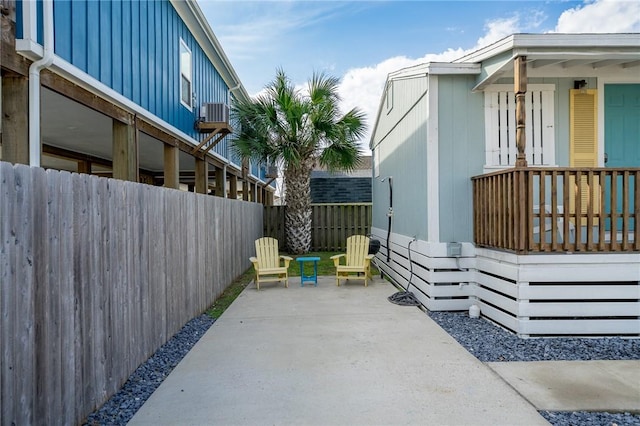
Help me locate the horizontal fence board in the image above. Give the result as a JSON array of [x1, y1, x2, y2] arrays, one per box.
[[426, 270, 475, 284], [520, 285, 640, 300], [475, 286, 519, 313], [429, 284, 473, 298], [475, 256, 520, 281], [518, 263, 640, 282], [521, 319, 640, 335], [1, 163, 262, 425], [477, 302, 519, 332], [476, 273, 518, 298], [427, 299, 473, 311], [521, 301, 640, 317]]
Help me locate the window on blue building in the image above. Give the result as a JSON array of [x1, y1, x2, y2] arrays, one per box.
[[180, 39, 192, 109]]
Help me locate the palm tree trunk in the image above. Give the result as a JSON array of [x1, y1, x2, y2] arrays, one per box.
[[284, 162, 312, 254]]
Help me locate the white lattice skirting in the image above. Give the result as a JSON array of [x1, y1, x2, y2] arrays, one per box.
[[371, 227, 640, 338]]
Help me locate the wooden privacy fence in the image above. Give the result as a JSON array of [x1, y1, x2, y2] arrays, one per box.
[[472, 167, 640, 253], [264, 203, 372, 251], [0, 163, 262, 425]]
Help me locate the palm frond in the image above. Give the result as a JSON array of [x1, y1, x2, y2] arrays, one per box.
[[318, 142, 361, 173], [231, 68, 366, 176]]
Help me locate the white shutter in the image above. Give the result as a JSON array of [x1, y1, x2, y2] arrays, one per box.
[[484, 84, 555, 168], [484, 91, 500, 166], [541, 90, 555, 166]]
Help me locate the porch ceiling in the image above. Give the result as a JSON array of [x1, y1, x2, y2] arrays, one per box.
[[473, 47, 640, 91], [41, 87, 196, 173]]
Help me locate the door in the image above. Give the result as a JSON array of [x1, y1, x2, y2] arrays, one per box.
[[605, 84, 640, 168], [604, 84, 640, 233]]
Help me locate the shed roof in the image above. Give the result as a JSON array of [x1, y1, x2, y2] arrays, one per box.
[[312, 156, 372, 178]]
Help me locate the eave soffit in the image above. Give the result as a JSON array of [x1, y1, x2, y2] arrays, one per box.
[[471, 45, 640, 92]]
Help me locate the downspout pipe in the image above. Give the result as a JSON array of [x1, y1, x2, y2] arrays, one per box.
[[28, 0, 54, 167]]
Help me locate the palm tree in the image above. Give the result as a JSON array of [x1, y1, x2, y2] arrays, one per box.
[[231, 69, 367, 254]]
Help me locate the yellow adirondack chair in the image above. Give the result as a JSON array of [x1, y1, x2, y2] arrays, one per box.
[[250, 237, 292, 290], [331, 235, 374, 287]]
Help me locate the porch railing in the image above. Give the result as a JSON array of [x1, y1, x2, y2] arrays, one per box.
[[472, 168, 640, 253]]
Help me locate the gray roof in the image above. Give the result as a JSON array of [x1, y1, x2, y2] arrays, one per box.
[[311, 156, 372, 179], [311, 169, 372, 179]]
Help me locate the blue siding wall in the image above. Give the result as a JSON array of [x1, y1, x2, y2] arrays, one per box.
[[16, 1, 23, 39], [51, 0, 232, 157], [15, 0, 44, 42]]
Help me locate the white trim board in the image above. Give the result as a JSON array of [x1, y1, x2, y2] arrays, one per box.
[[426, 74, 440, 242]]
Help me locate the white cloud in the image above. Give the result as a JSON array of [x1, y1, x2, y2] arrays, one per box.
[[339, 0, 640, 150], [235, 0, 640, 153], [338, 7, 558, 150], [555, 0, 640, 33], [476, 16, 521, 47], [203, 2, 355, 61], [336, 14, 527, 151]]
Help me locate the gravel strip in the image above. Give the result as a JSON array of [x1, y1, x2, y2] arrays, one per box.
[[540, 410, 640, 426], [428, 311, 640, 426], [83, 314, 215, 426], [427, 311, 640, 362]]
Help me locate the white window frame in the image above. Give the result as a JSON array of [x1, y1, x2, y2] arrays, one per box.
[[484, 84, 556, 170], [180, 39, 193, 110]]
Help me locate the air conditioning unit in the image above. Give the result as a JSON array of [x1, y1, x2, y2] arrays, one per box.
[[265, 165, 278, 178], [200, 103, 229, 123]]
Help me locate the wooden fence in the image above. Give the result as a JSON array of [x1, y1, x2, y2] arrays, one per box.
[[264, 203, 372, 251], [0, 162, 262, 425]]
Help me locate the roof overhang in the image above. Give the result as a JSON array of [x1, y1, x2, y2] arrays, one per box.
[[388, 62, 481, 80], [459, 34, 640, 91]]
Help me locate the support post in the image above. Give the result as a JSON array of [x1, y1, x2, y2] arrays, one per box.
[[112, 119, 139, 181], [242, 159, 250, 201], [514, 56, 528, 168], [243, 180, 250, 201], [77, 160, 91, 174], [195, 158, 208, 194], [257, 185, 263, 204], [215, 164, 226, 197], [163, 144, 179, 189], [2, 75, 29, 164], [266, 190, 274, 206], [229, 174, 238, 199]]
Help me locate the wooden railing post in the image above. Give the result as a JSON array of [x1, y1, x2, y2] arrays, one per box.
[[515, 169, 527, 253], [514, 56, 528, 168]]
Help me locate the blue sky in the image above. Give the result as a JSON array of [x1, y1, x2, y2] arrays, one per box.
[[198, 0, 640, 145]]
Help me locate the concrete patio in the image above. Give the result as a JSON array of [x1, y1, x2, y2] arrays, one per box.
[[129, 276, 638, 425]]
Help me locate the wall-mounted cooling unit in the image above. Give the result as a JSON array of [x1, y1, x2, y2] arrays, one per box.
[[200, 103, 229, 123]]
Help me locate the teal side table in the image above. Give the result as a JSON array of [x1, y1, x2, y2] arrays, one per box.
[[296, 257, 321, 286]]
